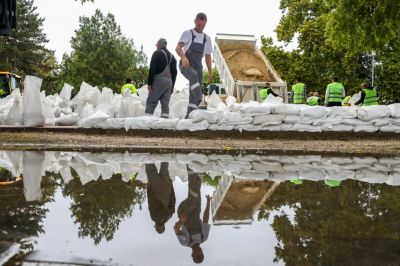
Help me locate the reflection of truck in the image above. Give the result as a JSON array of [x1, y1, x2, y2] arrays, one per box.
[[214, 33, 287, 103], [0, 71, 22, 98]]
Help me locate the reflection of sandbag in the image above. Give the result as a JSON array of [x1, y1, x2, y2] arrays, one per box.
[[23, 76, 45, 127], [23, 151, 45, 202]]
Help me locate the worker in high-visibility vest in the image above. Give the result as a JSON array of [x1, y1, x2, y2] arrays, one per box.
[[306, 91, 319, 106], [325, 76, 345, 107], [291, 77, 306, 104], [354, 83, 379, 106], [121, 78, 137, 96], [259, 82, 278, 101]]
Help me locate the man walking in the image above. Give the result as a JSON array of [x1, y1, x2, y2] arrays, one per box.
[[176, 13, 213, 117], [146, 38, 177, 118]]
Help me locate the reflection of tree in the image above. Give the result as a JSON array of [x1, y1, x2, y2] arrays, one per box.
[[201, 174, 221, 187], [62, 174, 146, 245], [0, 173, 57, 250], [258, 180, 400, 265]]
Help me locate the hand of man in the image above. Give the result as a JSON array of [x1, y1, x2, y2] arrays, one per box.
[[148, 85, 152, 94], [182, 57, 190, 68]]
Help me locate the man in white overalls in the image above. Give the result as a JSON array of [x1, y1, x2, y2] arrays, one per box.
[[176, 13, 213, 118]]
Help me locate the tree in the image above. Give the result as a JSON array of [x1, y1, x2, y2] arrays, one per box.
[[60, 9, 148, 93], [264, 0, 396, 100], [0, 0, 59, 92], [202, 68, 220, 86]]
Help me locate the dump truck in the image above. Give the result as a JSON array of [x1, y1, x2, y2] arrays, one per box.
[[213, 33, 287, 103]]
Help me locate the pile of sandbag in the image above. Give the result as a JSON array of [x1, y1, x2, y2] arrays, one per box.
[[1, 76, 399, 133]]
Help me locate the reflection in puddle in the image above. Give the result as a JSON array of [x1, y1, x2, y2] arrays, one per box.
[[1, 151, 400, 265]]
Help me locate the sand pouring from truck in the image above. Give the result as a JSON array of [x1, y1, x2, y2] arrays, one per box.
[[212, 33, 287, 103]]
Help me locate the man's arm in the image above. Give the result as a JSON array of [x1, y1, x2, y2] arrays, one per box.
[[176, 42, 189, 68], [202, 195, 212, 224], [205, 54, 212, 84]]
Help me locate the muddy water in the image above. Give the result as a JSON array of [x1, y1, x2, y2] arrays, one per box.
[[1, 151, 400, 265]]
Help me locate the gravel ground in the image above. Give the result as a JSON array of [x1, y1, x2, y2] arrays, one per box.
[[0, 128, 399, 156]]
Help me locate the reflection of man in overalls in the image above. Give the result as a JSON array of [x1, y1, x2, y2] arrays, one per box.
[[145, 162, 176, 234], [176, 13, 213, 117], [174, 165, 211, 264], [146, 38, 177, 118]]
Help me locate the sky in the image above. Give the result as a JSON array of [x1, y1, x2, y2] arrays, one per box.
[[34, 0, 292, 88]]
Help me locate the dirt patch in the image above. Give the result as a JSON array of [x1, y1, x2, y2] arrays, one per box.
[[222, 49, 276, 82], [0, 130, 399, 157]]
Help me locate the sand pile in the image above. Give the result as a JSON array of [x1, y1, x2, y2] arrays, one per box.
[[222, 49, 276, 82]]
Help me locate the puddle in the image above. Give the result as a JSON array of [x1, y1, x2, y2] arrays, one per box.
[[1, 151, 400, 265]]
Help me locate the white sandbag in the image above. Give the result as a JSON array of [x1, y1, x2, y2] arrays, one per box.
[[95, 103, 115, 117], [41, 96, 56, 126], [23, 76, 45, 127], [300, 168, 326, 181], [328, 106, 358, 118], [283, 115, 301, 124], [175, 119, 209, 131], [55, 113, 79, 126], [280, 124, 294, 131], [238, 101, 270, 114], [379, 125, 400, 133], [97, 87, 114, 105], [4, 91, 23, 125], [151, 118, 179, 130], [235, 124, 264, 132], [253, 114, 284, 125], [226, 96, 241, 112], [271, 103, 305, 115], [207, 91, 221, 111], [264, 93, 283, 104], [357, 105, 390, 121], [263, 125, 282, 131], [70, 82, 100, 114], [342, 118, 372, 126], [216, 102, 229, 112], [189, 110, 223, 124], [292, 124, 322, 132], [388, 103, 400, 118], [271, 171, 299, 181], [220, 112, 253, 125], [233, 170, 269, 180], [313, 117, 343, 126], [301, 106, 328, 119], [59, 83, 73, 102], [208, 124, 234, 131], [77, 110, 109, 128], [321, 124, 354, 132], [372, 118, 391, 127], [124, 116, 158, 131], [96, 118, 125, 129], [80, 103, 94, 120], [117, 95, 144, 118], [354, 125, 379, 132]]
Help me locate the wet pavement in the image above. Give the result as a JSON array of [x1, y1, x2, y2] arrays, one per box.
[[1, 151, 400, 265]]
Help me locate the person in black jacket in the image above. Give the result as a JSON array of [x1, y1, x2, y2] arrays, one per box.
[[145, 38, 177, 118]]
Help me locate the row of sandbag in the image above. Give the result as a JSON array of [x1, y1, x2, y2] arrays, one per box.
[[1, 151, 399, 200]]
